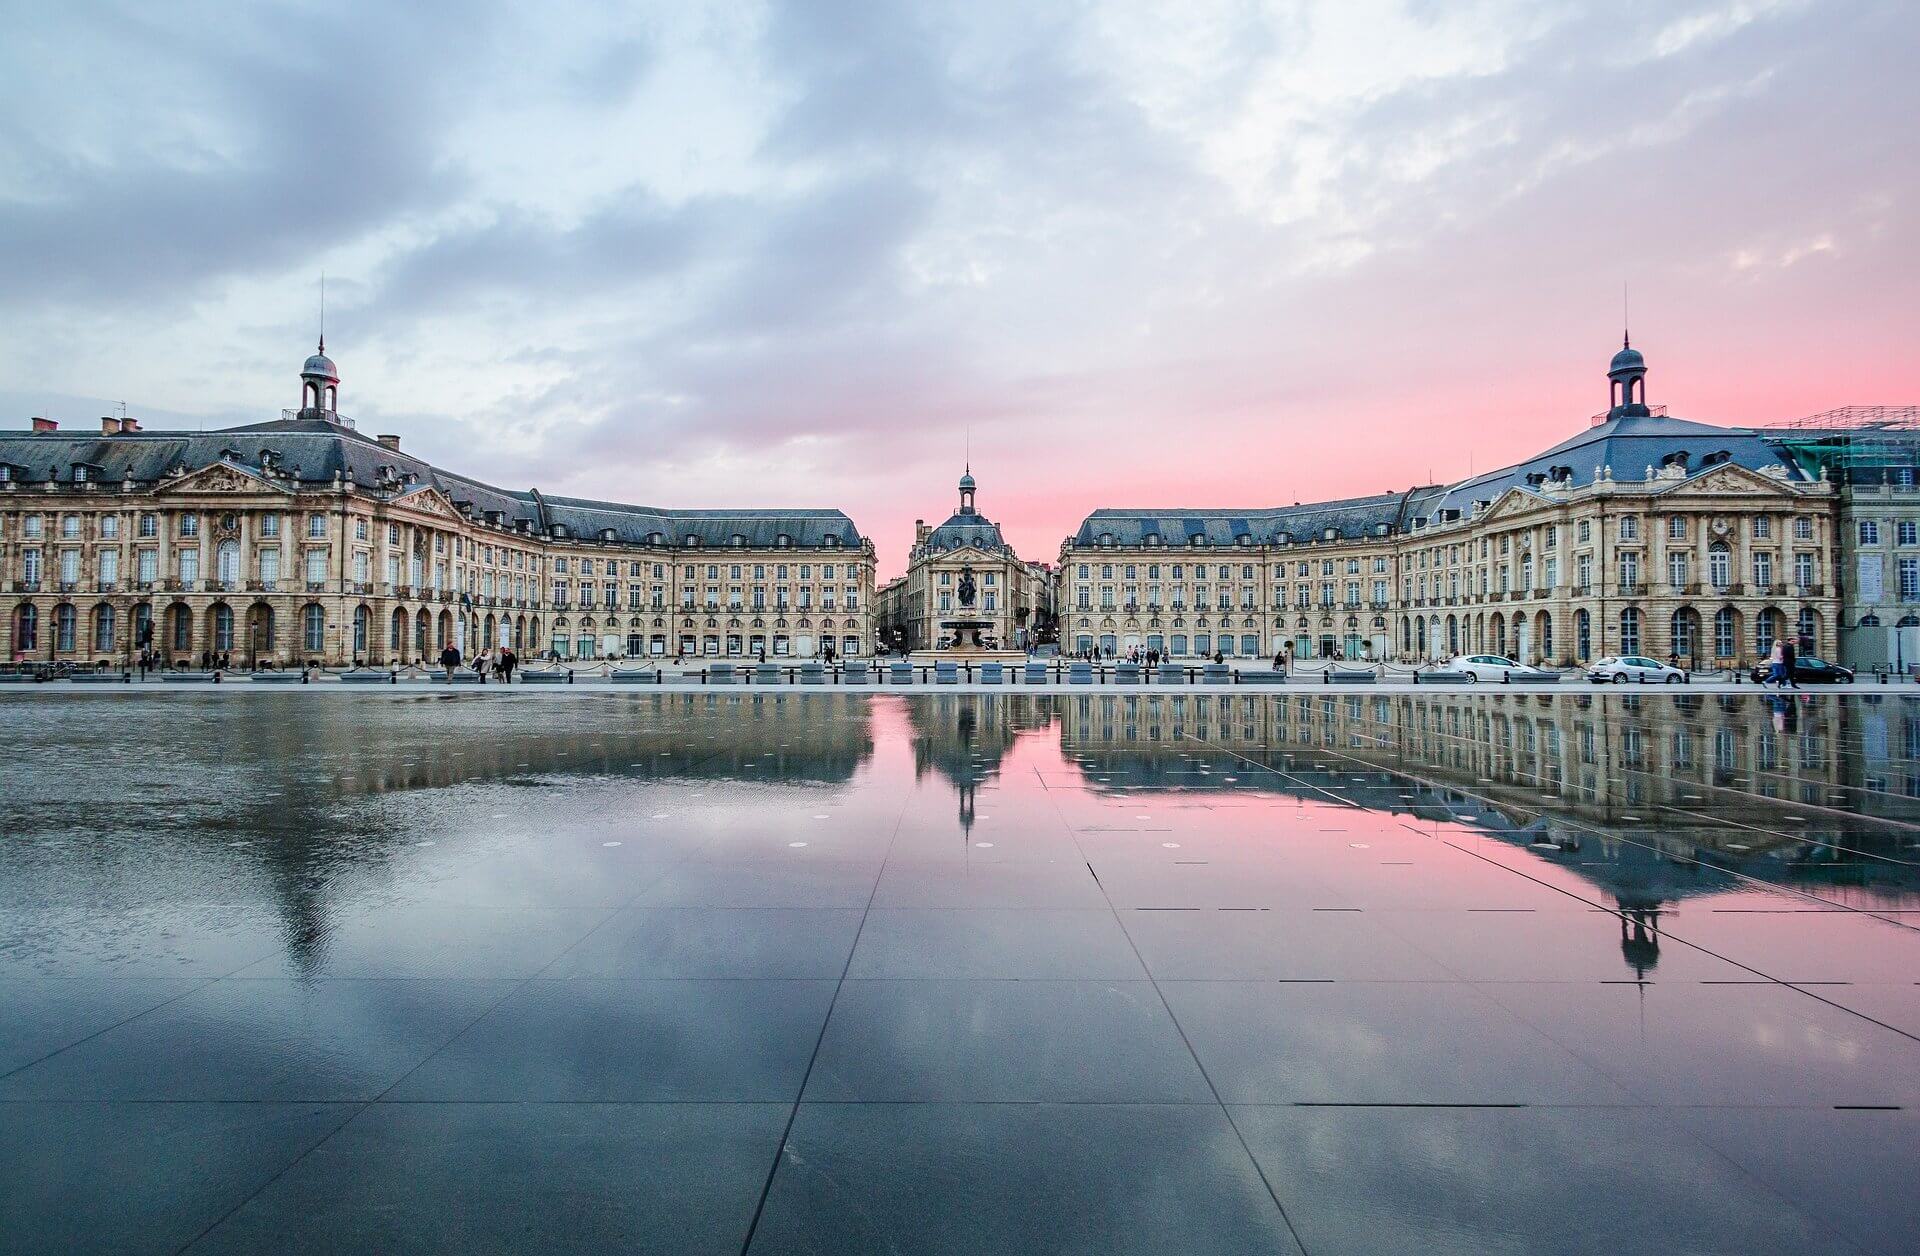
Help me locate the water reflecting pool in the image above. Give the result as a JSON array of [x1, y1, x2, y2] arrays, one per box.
[[3, 691, 1917, 1254]]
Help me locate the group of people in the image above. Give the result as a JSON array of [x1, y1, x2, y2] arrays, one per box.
[[1764, 637, 1802, 690], [437, 643, 519, 683]]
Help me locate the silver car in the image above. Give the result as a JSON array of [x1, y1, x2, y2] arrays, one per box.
[[1587, 655, 1685, 684]]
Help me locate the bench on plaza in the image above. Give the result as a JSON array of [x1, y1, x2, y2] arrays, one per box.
[[609, 669, 653, 683], [248, 671, 303, 683], [1114, 661, 1141, 685], [1156, 664, 1184, 685], [1024, 661, 1049, 685], [520, 670, 569, 684], [757, 662, 783, 685], [843, 660, 870, 684], [935, 660, 959, 684], [340, 671, 394, 684], [799, 661, 827, 685], [430, 672, 484, 684], [1415, 670, 1472, 685], [889, 662, 915, 684], [0, 673, 35, 684], [1324, 667, 1378, 684], [706, 661, 736, 684], [978, 661, 1004, 684], [1506, 669, 1562, 684], [1236, 671, 1287, 685], [162, 672, 220, 684], [1068, 661, 1094, 684], [1201, 663, 1231, 684], [68, 671, 129, 684]]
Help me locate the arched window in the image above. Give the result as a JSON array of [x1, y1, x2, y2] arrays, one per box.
[[171, 604, 192, 652], [391, 608, 406, 652], [55, 603, 76, 652], [216, 540, 239, 586], [1619, 607, 1641, 655], [353, 605, 370, 655], [1539, 612, 1553, 660], [303, 604, 326, 654], [1708, 544, 1731, 590], [1574, 608, 1591, 661], [212, 604, 234, 652], [13, 604, 38, 652], [1713, 607, 1736, 658], [1755, 608, 1781, 656], [1797, 608, 1818, 653], [93, 603, 115, 653], [1670, 610, 1695, 661]]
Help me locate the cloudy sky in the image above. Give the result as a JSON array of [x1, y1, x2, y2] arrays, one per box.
[[3, 0, 1915, 574]]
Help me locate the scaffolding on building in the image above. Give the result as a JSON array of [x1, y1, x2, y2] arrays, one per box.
[[1761, 407, 1920, 484]]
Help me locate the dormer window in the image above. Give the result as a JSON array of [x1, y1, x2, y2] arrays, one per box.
[[1235, 534, 1250, 546], [776, 534, 790, 548], [1190, 534, 1204, 547], [731, 534, 745, 546], [72, 466, 87, 482], [600, 528, 616, 542], [685, 534, 701, 547], [824, 535, 839, 547]]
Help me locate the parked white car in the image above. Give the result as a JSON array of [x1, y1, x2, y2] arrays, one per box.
[[1586, 655, 1685, 684], [1446, 654, 1531, 681]]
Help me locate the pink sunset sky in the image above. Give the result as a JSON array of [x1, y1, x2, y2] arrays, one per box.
[[3, 1, 1917, 577]]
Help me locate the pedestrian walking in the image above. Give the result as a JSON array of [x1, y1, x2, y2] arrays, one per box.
[[1766, 639, 1786, 689], [439, 642, 461, 681], [1781, 638, 1800, 690]]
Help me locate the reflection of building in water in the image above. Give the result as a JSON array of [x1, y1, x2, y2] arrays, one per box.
[[904, 693, 1056, 835], [190, 694, 875, 972], [1055, 691, 1920, 911]]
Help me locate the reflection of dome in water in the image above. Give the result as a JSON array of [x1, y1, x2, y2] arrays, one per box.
[[1617, 903, 1662, 979]]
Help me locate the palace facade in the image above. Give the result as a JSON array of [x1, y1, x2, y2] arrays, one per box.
[[1056, 340, 1913, 669], [1, 344, 876, 666]]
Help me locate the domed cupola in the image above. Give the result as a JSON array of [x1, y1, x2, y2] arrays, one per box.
[[300, 338, 340, 415], [957, 465, 977, 515], [1606, 333, 1648, 418]]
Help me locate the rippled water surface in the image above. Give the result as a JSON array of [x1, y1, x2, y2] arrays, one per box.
[[3, 690, 1917, 1254]]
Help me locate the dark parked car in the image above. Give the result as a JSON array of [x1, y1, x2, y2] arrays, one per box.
[[1748, 655, 1855, 685]]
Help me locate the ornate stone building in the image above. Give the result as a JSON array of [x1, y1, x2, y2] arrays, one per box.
[[1, 344, 875, 666], [1059, 340, 1853, 668], [896, 468, 1049, 651]]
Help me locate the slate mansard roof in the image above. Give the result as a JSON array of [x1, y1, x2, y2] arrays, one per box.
[[1072, 487, 1446, 548], [0, 415, 865, 548], [1418, 412, 1803, 521], [1069, 413, 1806, 549], [922, 511, 1010, 553]]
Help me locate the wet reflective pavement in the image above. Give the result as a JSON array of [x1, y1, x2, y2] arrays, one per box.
[[2, 690, 1917, 1255]]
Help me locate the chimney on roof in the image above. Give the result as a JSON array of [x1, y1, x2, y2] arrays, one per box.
[[376, 434, 401, 451], [102, 417, 120, 434], [31, 417, 57, 432], [121, 417, 140, 433]]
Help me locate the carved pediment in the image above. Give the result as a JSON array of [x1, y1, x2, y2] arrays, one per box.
[[1667, 463, 1786, 497], [393, 484, 463, 520], [161, 460, 290, 497], [1480, 488, 1539, 523]]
